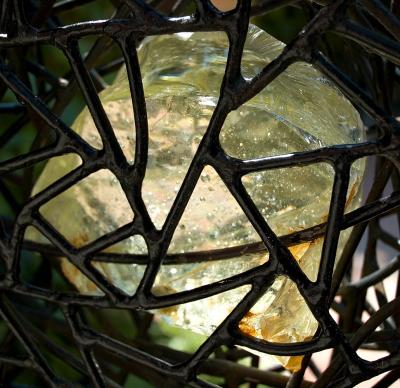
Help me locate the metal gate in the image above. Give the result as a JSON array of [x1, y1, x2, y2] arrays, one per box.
[[0, 1, 399, 387]]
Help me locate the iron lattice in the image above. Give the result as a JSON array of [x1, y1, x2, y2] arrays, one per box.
[[0, 0, 400, 387]]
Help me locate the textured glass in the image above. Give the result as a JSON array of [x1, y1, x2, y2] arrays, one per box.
[[28, 25, 364, 370]]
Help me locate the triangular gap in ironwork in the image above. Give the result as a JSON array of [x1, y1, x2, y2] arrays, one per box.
[[152, 165, 265, 293]]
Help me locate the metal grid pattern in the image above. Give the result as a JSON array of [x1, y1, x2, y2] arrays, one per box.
[[0, 0, 400, 386]]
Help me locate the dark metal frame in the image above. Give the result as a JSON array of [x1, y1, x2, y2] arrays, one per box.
[[0, 0, 400, 387]]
